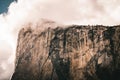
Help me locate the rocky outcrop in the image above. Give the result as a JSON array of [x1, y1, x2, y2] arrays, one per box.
[[11, 21, 120, 80]]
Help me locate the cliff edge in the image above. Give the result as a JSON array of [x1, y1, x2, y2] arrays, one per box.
[[11, 20, 120, 80]]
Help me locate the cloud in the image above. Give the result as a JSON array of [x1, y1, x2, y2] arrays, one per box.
[[0, 0, 120, 79], [0, 40, 14, 80]]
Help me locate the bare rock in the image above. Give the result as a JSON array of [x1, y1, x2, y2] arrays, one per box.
[[11, 21, 120, 80]]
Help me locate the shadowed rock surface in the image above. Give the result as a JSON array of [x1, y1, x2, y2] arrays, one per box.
[[11, 21, 120, 80]]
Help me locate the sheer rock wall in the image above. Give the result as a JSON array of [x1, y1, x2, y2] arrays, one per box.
[[11, 22, 120, 80]]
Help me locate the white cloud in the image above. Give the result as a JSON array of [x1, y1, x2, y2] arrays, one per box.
[[0, 40, 14, 80], [0, 0, 120, 79]]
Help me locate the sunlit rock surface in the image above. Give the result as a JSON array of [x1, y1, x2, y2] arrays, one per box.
[[11, 21, 120, 80]]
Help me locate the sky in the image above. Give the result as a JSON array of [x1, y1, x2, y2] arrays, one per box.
[[1, 0, 120, 80], [0, 0, 15, 14]]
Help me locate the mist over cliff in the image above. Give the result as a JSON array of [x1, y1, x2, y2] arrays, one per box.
[[1, 0, 120, 80], [11, 21, 120, 80]]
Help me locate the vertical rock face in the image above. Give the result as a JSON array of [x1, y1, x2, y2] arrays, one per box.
[[11, 21, 120, 80]]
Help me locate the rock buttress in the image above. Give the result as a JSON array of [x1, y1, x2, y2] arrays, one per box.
[[11, 24, 120, 80]]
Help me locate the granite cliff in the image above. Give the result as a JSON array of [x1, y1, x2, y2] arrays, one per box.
[[11, 20, 120, 80]]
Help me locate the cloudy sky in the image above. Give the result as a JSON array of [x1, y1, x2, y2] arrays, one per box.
[[0, 0, 120, 80]]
